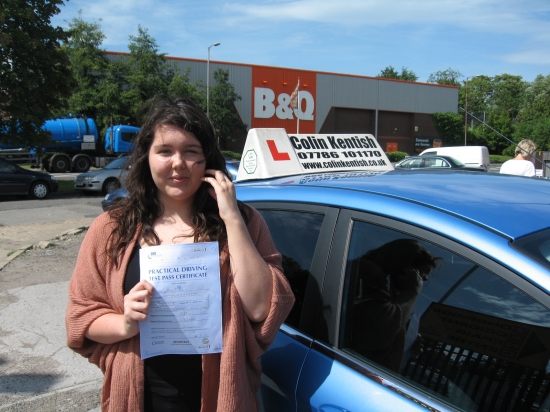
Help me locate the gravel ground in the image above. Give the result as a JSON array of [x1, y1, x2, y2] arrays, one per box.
[[0, 231, 85, 293]]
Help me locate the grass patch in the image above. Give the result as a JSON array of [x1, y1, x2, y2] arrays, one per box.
[[57, 180, 76, 193]]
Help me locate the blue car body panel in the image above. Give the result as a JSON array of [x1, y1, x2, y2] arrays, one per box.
[[237, 170, 550, 240], [296, 347, 429, 412], [235, 169, 550, 412]]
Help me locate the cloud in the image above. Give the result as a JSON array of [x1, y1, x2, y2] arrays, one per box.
[[224, 0, 549, 35], [501, 50, 550, 66]]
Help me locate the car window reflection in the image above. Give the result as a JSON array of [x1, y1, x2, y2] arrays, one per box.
[[341, 220, 550, 411]]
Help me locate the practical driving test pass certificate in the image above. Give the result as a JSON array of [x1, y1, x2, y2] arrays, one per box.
[[138, 242, 223, 359]]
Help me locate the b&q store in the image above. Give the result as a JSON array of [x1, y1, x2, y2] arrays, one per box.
[[108, 52, 459, 154]]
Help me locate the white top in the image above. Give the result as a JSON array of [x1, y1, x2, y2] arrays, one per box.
[[499, 159, 535, 177]]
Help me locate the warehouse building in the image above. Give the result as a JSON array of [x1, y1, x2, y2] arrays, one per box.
[[108, 52, 459, 154]]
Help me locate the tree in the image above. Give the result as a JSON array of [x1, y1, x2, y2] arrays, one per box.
[[427, 68, 462, 86], [207, 69, 247, 146], [168, 66, 204, 106], [377, 66, 418, 81], [0, 0, 75, 147], [514, 74, 550, 150], [431, 112, 464, 146], [122, 26, 174, 115], [458, 75, 525, 153], [60, 11, 109, 119]]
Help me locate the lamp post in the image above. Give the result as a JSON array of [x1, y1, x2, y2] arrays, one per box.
[[464, 75, 480, 146], [206, 42, 221, 119]]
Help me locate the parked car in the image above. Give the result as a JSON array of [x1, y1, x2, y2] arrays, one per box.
[[0, 157, 58, 199], [394, 155, 485, 171], [74, 156, 129, 195], [100, 160, 240, 211], [419, 146, 490, 171], [223, 128, 550, 412], [236, 168, 550, 412]]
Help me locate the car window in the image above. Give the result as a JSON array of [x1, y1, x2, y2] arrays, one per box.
[[425, 157, 449, 168], [104, 157, 129, 170], [401, 158, 422, 169], [0, 159, 17, 173], [257, 209, 324, 328], [121, 131, 137, 143], [512, 228, 550, 271], [340, 220, 550, 412]]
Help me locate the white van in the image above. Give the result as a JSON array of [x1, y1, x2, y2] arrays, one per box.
[[419, 146, 490, 171]]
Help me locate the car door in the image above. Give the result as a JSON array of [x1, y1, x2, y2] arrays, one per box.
[[0, 159, 28, 195], [311, 209, 550, 412], [250, 202, 338, 412], [254, 203, 438, 411]]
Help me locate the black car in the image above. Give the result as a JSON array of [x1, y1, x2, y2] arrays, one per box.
[[394, 155, 485, 171], [0, 158, 59, 199]]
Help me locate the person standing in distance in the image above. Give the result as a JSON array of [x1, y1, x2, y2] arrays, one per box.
[[500, 139, 537, 177], [66, 95, 295, 412]]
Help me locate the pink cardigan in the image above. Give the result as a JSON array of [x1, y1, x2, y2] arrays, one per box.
[[66, 209, 295, 411]]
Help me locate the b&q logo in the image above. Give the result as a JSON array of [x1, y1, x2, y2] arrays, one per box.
[[254, 88, 314, 121], [251, 67, 316, 134]]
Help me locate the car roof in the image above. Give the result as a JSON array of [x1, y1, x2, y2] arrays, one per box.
[[236, 170, 550, 240], [403, 155, 453, 159]]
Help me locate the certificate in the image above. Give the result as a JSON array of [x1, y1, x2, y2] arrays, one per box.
[[139, 242, 223, 359]]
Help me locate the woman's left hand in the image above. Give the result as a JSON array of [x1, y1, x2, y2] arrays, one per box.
[[202, 169, 273, 322], [202, 169, 240, 223]]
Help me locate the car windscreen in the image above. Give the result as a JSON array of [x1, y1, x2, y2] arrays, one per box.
[[104, 157, 128, 170], [446, 156, 465, 166], [511, 228, 550, 271]]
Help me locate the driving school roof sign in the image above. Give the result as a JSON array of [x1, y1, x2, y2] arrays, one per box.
[[235, 128, 394, 181]]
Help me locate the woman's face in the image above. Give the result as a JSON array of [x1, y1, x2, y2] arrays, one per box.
[[148, 124, 206, 207]]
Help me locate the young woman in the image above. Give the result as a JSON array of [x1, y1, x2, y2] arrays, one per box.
[[66, 96, 295, 412]]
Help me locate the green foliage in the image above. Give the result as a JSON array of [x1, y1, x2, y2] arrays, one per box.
[[377, 66, 418, 81], [0, 0, 75, 147], [478, 107, 512, 153], [501, 145, 516, 157], [458, 74, 530, 154], [56, 20, 246, 148], [168, 66, 204, 105], [207, 69, 247, 144], [60, 11, 109, 119], [489, 155, 512, 164], [385, 151, 408, 162], [222, 150, 242, 160], [122, 26, 174, 116], [431, 112, 464, 146], [427, 68, 462, 86], [514, 74, 550, 151]]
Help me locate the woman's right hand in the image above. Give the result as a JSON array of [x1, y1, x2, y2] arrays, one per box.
[[85, 280, 155, 344], [123, 280, 155, 338]]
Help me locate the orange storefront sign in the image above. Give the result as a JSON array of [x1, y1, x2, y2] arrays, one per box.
[[252, 67, 316, 134]]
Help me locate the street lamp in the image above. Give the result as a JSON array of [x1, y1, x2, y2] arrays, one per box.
[[206, 42, 221, 119], [464, 75, 480, 146]]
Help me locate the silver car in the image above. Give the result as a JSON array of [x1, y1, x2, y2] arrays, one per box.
[[74, 156, 129, 195]]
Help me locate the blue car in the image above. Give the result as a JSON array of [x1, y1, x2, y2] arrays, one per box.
[[232, 130, 550, 412]]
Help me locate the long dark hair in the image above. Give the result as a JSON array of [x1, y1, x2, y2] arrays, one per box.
[[107, 95, 248, 266]]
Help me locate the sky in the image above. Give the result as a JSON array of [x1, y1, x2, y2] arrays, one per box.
[[50, 0, 550, 83]]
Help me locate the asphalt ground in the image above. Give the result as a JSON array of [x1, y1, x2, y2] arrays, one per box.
[[0, 194, 102, 411]]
